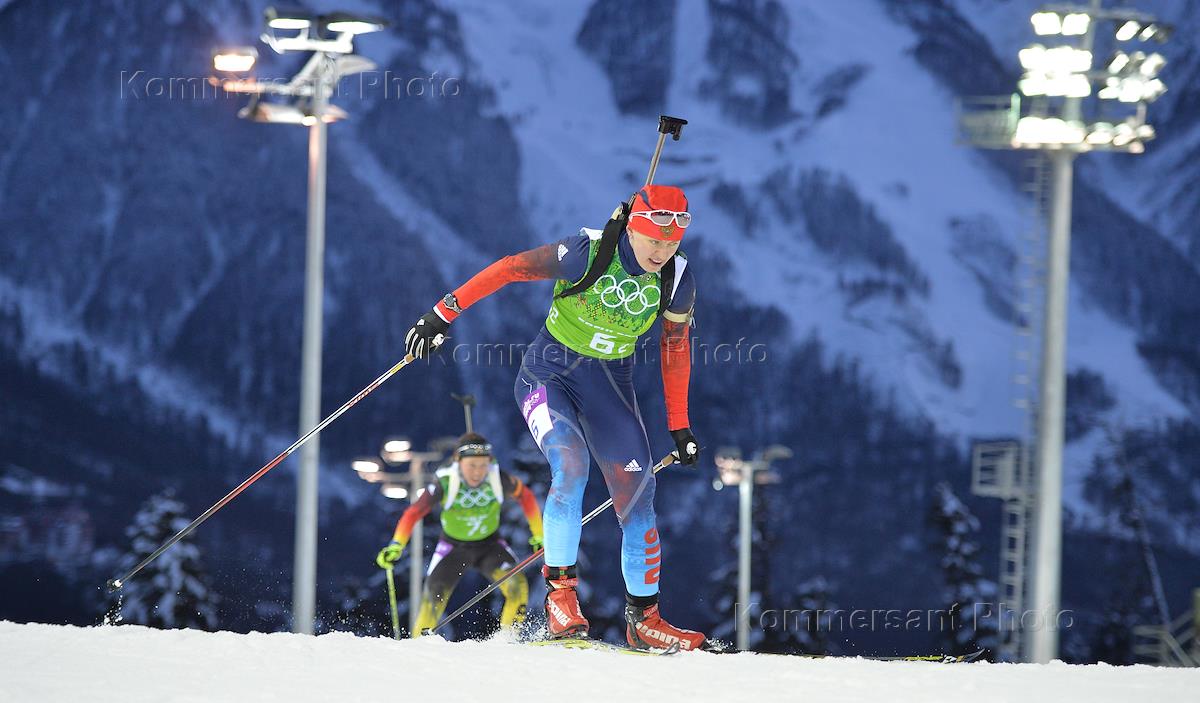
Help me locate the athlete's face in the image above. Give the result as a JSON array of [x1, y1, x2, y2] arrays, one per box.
[[458, 455, 491, 487], [627, 229, 680, 273]]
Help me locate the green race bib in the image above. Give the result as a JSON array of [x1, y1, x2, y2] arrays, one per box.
[[545, 233, 663, 359]]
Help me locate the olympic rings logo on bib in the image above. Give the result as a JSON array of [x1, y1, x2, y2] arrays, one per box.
[[455, 486, 493, 509], [597, 274, 660, 315]]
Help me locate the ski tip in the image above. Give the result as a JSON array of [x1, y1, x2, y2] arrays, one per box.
[[106, 578, 123, 592]]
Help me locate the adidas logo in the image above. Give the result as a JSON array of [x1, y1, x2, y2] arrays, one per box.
[[624, 459, 642, 472], [557, 243, 568, 261]]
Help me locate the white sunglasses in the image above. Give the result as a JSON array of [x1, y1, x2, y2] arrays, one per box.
[[631, 209, 692, 228]]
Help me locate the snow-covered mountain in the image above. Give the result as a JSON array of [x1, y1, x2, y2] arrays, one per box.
[[1, 0, 1198, 645]]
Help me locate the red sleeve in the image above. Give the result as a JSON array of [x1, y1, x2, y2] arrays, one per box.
[[661, 318, 692, 431], [390, 483, 440, 545], [434, 244, 562, 322], [503, 472, 544, 539]]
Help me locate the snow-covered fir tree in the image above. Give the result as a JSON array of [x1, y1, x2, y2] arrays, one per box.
[[927, 483, 998, 658], [705, 560, 763, 649], [114, 491, 218, 630], [762, 576, 837, 655]]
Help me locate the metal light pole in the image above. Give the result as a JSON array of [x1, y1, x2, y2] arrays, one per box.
[[405, 453, 435, 633], [714, 445, 788, 652], [737, 460, 753, 651], [213, 7, 387, 635], [292, 52, 328, 638], [1029, 147, 1073, 662], [360, 439, 445, 635]]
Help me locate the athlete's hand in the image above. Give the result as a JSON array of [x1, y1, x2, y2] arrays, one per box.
[[376, 541, 405, 569], [404, 309, 450, 359], [529, 534, 544, 551], [669, 428, 700, 466]]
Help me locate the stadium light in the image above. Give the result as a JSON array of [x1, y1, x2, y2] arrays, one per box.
[[381, 484, 409, 500], [958, 0, 1171, 664], [213, 47, 257, 73], [1141, 53, 1166, 77], [1061, 13, 1090, 35], [352, 457, 382, 474], [1115, 20, 1139, 40], [1031, 11, 1062, 35], [213, 4, 385, 639], [324, 12, 387, 35], [266, 7, 313, 31], [712, 444, 789, 652], [381, 437, 414, 463]]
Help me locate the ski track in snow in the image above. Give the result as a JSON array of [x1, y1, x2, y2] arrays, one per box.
[[1, 622, 1196, 703]]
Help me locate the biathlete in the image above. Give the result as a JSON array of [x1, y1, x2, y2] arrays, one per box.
[[376, 432, 544, 635], [402, 185, 705, 651]]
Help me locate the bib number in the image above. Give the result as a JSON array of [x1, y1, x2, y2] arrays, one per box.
[[588, 332, 616, 355]]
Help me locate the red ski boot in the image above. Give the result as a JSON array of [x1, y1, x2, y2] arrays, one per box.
[[543, 564, 589, 638], [625, 596, 706, 651]]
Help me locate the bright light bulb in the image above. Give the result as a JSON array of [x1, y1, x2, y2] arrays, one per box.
[[1086, 123, 1114, 145], [1119, 78, 1145, 102], [1115, 20, 1140, 41], [1140, 53, 1166, 77], [213, 48, 257, 73], [382, 485, 409, 500], [383, 439, 412, 454], [1064, 74, 1091, 98], [1061, 13, 1090, 36], [326, 19, 383, 34], [352, 459, 381, 473], [1049, 46, 1092, 73], [1019, 44, 1046, 70], [1031, 12, 1062, 35]]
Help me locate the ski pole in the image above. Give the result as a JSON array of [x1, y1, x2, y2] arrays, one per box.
[[430, 449, 680, 635], [385, 566, 401, 640], [107, 353, 418, 591]]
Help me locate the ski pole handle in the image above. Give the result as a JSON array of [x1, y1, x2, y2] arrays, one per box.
[[430, 450, 680, 635]]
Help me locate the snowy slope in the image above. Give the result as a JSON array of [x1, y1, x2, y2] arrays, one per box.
[[1, 622, 1197, 703]]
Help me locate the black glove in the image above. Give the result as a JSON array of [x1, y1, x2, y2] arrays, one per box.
[[404, 310, 450, 359], [669, 428, 700, 466]]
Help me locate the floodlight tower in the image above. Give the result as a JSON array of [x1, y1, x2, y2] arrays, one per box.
[[958, 0, 1170, 663], [212, 7, 387, 636]]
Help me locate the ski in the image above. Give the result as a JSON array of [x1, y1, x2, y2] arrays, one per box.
[[527, 637, 682, 657], [793, 649, 986, 663], [702, 641, 984, 662]]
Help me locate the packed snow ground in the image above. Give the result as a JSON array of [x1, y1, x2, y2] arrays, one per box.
[[1, 622, 1196, 703]]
